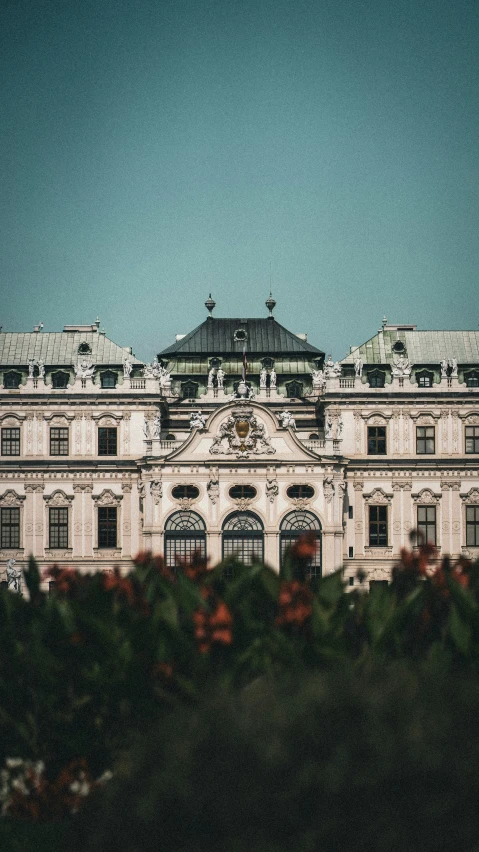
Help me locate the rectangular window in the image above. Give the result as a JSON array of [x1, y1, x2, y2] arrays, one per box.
[[98, 427, 117, 456], [49, 507, 68, 549], [466, 506, 479, 547], [417, 505, 436, 545], [98, 507, 117, 548], [416, 426, 435, 454], [367, 426, 386, 455], [465, 426, 479, 454], [1, 507, 20, 548], [50, 427, 69, 456], [369, 505, 388, 546], [1, 428, 20, 456]]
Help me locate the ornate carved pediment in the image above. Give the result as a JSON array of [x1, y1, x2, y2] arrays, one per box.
[[459, 411, 479, 422], [364, 412, 391, 423], [364, 488, 392, 504], [0, 490, 25, 507], [92, 489, 123, 507], [44, 489, 74, 507], [0, 413, 25, 423], [413, 488, 440, 505], [209, 405, 275, 459], [44, 413, 74, 423], [92, 413, 123, 424], [461, 488, 479, 504]]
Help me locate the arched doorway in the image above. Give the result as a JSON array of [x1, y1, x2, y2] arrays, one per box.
[[280, 510, 322, 577], [164, 510, 206, 570], [222, 511, 264, 564]]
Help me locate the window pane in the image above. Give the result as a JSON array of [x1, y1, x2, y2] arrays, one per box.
[[1, 507, 20, 548], [1, 428, 20, 456], [98, 428, 117, 455], [49, 507, 68, 548], [165, 535, 206, 570], [50, 427, 69, 456], [98, 507, 117, 547]]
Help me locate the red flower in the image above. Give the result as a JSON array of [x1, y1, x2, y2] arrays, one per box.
[[276, 580, 313, 628], [193, 596, 233, 653], [290, 532, 318, 561], [176, 550, 209, 582]]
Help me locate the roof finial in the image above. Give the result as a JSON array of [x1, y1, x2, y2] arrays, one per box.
[[266, 291, 276, 318], [382, 315, 388, 328], [205, 293, 216, 318]]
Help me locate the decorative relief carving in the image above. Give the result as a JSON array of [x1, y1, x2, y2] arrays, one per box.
[[323, 477, 335, 504], [210, 406, 275, 459], [363, 488, 392, 504], [0, 490, 25, 507], [92, 489, 123, 507], [36, 413, 44, 455], [451, 410, 458, 453], [413, 489, 440, 505], [207, 469, 219, 504], [266, 473, 278, 503], [393, 411, 400, 453], [75, 413, 82, 454], [26, 415, 33, 455], [44, 490, 73, 507], [121, 482, 132, 493], [150, 481, 162, 505], [460, 488, 479, 504], [291, 498, 311, 510], [364, 547, 393, 558]]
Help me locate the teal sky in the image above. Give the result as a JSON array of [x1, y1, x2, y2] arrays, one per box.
[[1, 0, 478, 361]]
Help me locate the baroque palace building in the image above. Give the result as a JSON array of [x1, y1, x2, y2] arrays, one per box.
[[1, 298, 479, 589]]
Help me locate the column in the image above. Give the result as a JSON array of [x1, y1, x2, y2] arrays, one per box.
[[83, 485, 93, 558], [353, 481, 364, 557], [392, 484, 402, 556], [73, 485, 83, 558], [24, 485, 35, 557], [121, 481, 132, 558], [34, 484, 45, 558]]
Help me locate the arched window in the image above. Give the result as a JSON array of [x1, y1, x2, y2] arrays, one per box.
[[78, 342, 91, 355], [164, 511, 206, 570], [280, 511, 322, 578], [222, 511, 264, 564]]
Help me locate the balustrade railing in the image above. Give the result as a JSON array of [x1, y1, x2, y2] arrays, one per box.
[[339, 378, 355, 388]]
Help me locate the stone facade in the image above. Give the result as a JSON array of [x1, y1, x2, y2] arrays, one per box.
[[1, 310, 478, 588]]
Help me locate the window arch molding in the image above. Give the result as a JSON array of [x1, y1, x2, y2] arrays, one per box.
[[164, 510, 206, 570], [221, 511, 264, 565], [279, 510, 322, 577]]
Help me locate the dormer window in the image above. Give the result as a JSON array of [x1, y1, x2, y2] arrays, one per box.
[[416, 370, 434, 388], [285, 380, 303, 398], [3, 371, 21, 389], [78, 342, 91, 355], [51, 371, 69, 389], [368, 370, 386, 388], [392, 341, 405, 353], [100, 371, 117, 389], [465, 370, 479, 388]]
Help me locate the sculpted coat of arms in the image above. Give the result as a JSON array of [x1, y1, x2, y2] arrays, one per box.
[[210, 406, 275, 459]]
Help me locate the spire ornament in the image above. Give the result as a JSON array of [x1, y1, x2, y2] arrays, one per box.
[[205, 294, 216, 317], [266, 292, 276, 318]]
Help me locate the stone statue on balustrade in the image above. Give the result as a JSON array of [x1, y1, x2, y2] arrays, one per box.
[[311, 369, 326, 393], [28, 359, 35, 378], [354, 357, 363, 377], [216, 367, 225, 389], [190, 411, 207, 430], [37, 359, 45, 379], [324, 356, 342, 378], [259, 368, 267, 389], [123, 358, 132, 378], [7, 558, 22, 594], [449, 358, 458, 377], [270, 368, 277, 388], [278, 410, 296, 430], [208, 367, 216, 388], [440, 359, 448, 378]]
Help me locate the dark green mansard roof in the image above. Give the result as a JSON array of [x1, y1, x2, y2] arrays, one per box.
[[158, 318, 324, 358]]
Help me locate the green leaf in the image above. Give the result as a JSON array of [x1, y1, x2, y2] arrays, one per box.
[[448, 603, 472, 655], [23, 554, 41, 600]]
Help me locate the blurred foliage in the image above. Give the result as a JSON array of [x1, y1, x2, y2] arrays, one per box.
[[1, 539, 479, 848]]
